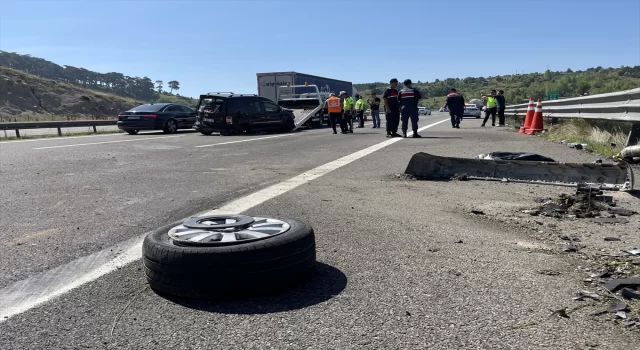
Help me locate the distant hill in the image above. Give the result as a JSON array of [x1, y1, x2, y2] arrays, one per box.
[[354, 66, 640, 110], [0, 51, 196, 121]]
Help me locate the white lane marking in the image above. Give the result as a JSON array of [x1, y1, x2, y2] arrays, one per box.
[[31, 135, 183, 150], [0, 130, 168, 144], [195, 134, 293, 148], [0, 118, 448, 322]]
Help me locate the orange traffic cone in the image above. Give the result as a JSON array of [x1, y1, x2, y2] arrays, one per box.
[[519, 97, 535, 134], [525, 99, 544, 135]]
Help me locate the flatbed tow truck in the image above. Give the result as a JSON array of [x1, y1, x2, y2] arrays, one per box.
[[276, 83, 328, 131]]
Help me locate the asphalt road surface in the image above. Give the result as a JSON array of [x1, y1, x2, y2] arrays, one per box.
[[0, 112, 637, 349]]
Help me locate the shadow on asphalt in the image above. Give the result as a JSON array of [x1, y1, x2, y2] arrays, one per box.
[[161, 262, 347, 314], [127, 130, 197, 136]]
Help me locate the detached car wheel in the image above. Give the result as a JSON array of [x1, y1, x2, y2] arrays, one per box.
[[142, 215, 316, 299]]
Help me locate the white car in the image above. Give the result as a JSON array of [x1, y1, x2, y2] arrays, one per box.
[[418, 107, 431, 115], [463, 104, 482, 118]]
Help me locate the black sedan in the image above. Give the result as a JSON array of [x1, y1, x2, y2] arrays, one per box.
[[117, 103, 196, 134]]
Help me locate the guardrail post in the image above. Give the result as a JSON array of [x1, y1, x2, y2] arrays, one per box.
[[57, 128, 62, 137], [92, 126, 97, 133], [15, 129, 20, 138], [626, 123, 640, 147]]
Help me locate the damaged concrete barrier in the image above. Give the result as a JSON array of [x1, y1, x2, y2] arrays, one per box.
[[404, 152, 634, 190]]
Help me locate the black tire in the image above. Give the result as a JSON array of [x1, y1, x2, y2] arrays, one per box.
[[314, 115, 324, 129], [142, 217, 316, 299], [282, 117, 295, 132], [163, 119, 178, 133], [124, 129, 139, 135], [200, 128, 214, 136], [476, 116, 481, 119]]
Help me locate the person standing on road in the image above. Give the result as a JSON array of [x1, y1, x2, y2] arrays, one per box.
[[481, 89, 498, 127], [367, 92, 381, 128], [341, 91, 355, 133], [442, 88, 465, 129], [382, 78, 402, 138], [355, 94, 366, 128], [326, 93, 347, 134], [495, 89, 506, 126], [398, 79, 423, 138]]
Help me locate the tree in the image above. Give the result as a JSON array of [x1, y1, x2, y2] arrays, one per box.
[[155, 80, 163, 94], [167, 80, 180, 93]]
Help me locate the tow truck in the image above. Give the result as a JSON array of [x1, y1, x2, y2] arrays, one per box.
[[276, 83, 328, 131]]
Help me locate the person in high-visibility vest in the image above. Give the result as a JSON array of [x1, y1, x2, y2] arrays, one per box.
[[325, 93, 347, 134], [355, 94, 367, 128], [481, 90, 498, 127], [341, 91, 354, 133]]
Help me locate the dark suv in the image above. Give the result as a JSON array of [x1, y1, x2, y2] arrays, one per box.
[[194, 93, 296, 136]]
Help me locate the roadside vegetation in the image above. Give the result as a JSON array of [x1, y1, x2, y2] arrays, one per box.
[[355, 66, 640, 110], [542, 119, 631, 157]]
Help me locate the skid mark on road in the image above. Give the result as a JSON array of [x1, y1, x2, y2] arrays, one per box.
[[31, 135, 183, 150], [0, 118, 449, 323], [8, 229, 60, 246], [194, 134, 294, 148]]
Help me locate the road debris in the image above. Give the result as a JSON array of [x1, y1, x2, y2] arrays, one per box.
[[615, 311, 627, 319], [604, 278, 640, 293], [473, 152, 556, 162], [610, 302, 630, 312], [550, 307, 570, 319], [603, 237, 622, 241], [628, 249, 640, 256], [470, 210, 485, 215], [537, 269, 561, 276], [573, 290, 602, 301], [621, 288, 640, 300], [523, 186, 636, 223]]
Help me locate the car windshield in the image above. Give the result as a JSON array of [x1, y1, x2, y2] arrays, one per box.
[[126, 104, 167, 112]]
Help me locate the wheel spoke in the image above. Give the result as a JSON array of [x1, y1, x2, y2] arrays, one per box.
[[220, 232, 238, 242]]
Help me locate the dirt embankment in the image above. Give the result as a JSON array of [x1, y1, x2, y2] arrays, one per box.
[[0, 66, 142, 121]]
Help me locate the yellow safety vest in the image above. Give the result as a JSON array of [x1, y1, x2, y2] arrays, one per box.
[[486, 96, 497, 108], [343, 97, 354, 110], [355, 99, 365, 110]]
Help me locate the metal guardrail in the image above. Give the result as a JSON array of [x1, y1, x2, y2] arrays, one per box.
[[504, 88, 640, 121], [504, 87, 640, 146], [0, 120, 117, 138]]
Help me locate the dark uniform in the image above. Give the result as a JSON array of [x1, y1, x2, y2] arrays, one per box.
[[382, 86, 400, 137], [444, 91, 465, 128], [398, 81, 422, 137]]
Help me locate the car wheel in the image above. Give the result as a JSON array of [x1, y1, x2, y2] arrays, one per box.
[[200, 128, 214, 136], [124, 129, 139, 135], [142, 215, 316, 299], [282, 117, 295, 132], [163, 119, 178, 133], [314, 115, 324, 129], [476, 116, 481, 119]]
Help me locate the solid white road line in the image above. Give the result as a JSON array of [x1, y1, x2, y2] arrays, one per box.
[[0, 118, 449, 322], [32, 135, 183, 150], [194, 134, 293, 148], [0, 130, 167, 144]]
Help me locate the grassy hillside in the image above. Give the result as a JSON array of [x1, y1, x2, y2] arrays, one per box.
[[354, 66, 640, 110], [0, 66, 196, 122]]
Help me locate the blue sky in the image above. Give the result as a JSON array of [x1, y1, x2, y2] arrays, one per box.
[[1, 0, 639, 98]]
